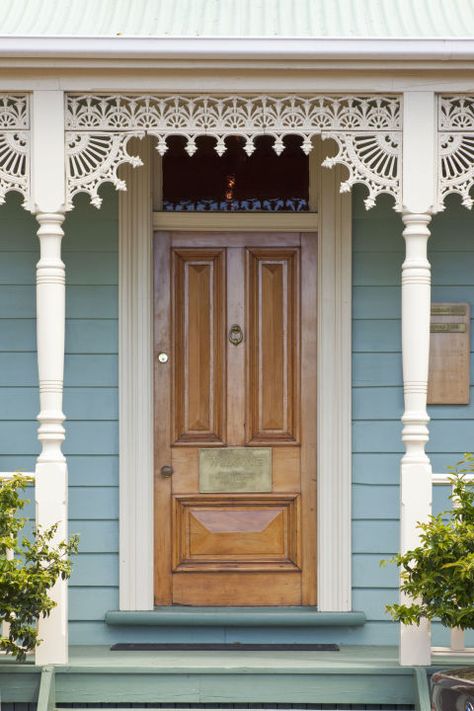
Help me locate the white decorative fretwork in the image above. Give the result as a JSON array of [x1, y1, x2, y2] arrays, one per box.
[[65, 94, 402, 210], [0, 95, 29, 208], [67, 131, 144, 209], [439, 96, 474, 209], [322, 132, 400, 210]]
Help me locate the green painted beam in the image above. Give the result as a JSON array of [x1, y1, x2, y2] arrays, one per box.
[[105, 608, 367, 627], [55, 671, 415, 704], [37, 666, 55, 711], [0, 665, 41, 703], [415, 667, 431, 711]]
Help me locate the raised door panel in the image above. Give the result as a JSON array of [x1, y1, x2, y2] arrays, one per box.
[[173, 494, 300, 571], [247, 248, 300, 444], [172, 249, 226, 444], [172, 571, 302, 606]]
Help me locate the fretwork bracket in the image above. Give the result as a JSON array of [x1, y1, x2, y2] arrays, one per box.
[[0, 95, 30, 209]]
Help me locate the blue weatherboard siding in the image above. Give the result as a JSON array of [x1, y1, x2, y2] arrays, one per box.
[[352, 187, 474, 647], [63, 188, 119, 644], [0, 193, 39, 478], [0, 185, 473, 646], [352, 188, 403, 645], [0, 187, 119, 645]]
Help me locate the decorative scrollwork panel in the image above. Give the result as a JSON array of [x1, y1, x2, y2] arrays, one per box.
[[322, 132, 400, 209], [0, 95, 30, 208], [65, 94, 402, 210], [439, 96, 474, 210], [66, 131, 144, 209]]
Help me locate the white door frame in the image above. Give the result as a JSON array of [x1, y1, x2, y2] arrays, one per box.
[[118, 138, 352, 611]]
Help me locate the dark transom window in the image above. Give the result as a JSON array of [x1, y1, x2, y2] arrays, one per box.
[[162, 135, 309, 212]]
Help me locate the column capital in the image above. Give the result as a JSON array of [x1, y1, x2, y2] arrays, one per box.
[[401, 212, 432, 227], [32, 91, 66, 214], [36, 211, 65, 226], [402, 92, 437, 215]]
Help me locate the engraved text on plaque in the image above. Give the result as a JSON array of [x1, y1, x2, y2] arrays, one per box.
[[199, 447, 272, 493]]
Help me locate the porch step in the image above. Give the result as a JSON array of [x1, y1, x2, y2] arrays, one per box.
[[2, 648, 433, 708]]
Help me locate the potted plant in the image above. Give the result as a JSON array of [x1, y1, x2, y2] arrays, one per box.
[[385, 454, 474, 710], [0, 474, 78, 661], [385, 453, 474, 631]]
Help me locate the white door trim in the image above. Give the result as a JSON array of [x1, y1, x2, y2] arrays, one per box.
[[316, 141, 352, 611], [118, 140, 352, 611], [119, 138, 154, 609]]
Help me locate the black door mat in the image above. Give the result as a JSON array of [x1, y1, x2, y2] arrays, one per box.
[[110, 643, 339, 651]]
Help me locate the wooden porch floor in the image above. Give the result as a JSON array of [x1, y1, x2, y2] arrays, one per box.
[[2, 645, 474, 705]]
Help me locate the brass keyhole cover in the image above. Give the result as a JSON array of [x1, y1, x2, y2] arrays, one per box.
[[228, 323, 243, 346]]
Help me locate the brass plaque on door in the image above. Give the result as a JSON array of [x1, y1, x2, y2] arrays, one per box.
[[199, 447, 272, 493]]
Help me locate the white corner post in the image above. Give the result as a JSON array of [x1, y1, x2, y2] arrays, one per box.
[[315, 139, 352, 612], [32, 90, 68, 665], [119, 137, 154, 610], [399, 92, 437, 666]]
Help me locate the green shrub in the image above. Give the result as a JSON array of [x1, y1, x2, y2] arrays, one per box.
[[385, 454, 474, 630], [0, 474, 78, 661]]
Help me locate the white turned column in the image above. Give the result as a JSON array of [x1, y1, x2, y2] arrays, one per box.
[[399, 213, 432, 666], [35, 212, 68, 666], [32, 91, 68, 666], [399, 92, 437, 667]]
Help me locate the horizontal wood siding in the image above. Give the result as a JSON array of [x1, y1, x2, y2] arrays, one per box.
[[63, 189, 119, 642], [352, 188, 403, 645], [352, 188, 474, 646], [0, 189, 119, 645], [0, 194, 39, 482], [1, 187, 473, 647]]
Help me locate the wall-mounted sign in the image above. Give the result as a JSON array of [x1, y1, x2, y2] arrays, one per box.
[[428, 303, 470, 405]]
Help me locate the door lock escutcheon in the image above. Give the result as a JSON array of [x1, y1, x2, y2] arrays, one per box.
[[160, 465, 173, 478], [228, 323, 243, 346]]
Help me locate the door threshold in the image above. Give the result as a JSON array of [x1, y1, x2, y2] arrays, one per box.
[[105, 608, 366, 628]]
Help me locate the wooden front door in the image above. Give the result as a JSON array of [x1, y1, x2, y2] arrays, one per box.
[[154, 231, 317, 606]]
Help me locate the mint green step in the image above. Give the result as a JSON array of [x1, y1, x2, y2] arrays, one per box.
[[105, 607, 367, 628], [2, 645, 470, 707]]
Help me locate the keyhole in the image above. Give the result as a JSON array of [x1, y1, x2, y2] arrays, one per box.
[[229, 324, 243, 346]]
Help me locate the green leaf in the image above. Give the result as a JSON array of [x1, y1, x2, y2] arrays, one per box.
[[0, 474, 78, 661], [383, 455, 474, 630]]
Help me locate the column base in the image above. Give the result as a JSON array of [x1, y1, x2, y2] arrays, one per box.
[[35, 461, 68, 666]]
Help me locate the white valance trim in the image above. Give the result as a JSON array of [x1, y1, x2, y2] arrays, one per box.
[[65, 93, 401, 211]]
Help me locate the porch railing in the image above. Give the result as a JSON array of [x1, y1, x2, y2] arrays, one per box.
[[430, 472, 474, 657]]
